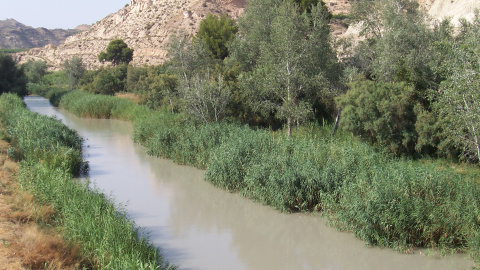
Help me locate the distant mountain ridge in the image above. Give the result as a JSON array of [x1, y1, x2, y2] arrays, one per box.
[[0, 19, 87, 49]]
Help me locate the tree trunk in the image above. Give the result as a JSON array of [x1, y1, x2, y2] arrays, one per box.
[[332, 108, 342, 136], [287, 116, 293, 137]]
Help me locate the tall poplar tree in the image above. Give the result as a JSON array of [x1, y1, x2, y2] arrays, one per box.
[[230, 0, 338, 136]]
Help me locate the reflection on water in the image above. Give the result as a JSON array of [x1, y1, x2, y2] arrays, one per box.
[[26, 96, 474, 270]]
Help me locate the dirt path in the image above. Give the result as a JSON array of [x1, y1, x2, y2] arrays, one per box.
[[0, 140, 85, 270]]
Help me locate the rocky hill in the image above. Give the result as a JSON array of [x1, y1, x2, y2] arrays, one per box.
[[0, 19, 83, 49], [17, 0, 246, 69], [16, 0, 480, 69]]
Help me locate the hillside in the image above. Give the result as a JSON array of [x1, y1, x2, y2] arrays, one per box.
[[17, 0, 246, 69], [15, 0, 480, 69], [0, 19, 83, 49]]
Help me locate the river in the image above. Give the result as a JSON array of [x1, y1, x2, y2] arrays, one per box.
[[25, 96, 474, 270]]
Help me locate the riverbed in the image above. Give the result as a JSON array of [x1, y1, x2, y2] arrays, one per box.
[[25, 96, 474, 270]]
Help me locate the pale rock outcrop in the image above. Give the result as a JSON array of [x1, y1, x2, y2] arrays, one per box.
[[17, 0, 246, 69]]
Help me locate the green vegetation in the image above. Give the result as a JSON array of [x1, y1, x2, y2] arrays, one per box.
[[22, 59, 47, 84], [0, 48, 27, 54], [98, 39, 134, 66], [0, 53, 27, 96], [22, 0, 480, 265], [63, 56, 86, 89], [0, 93, 174, 269], [35, 89, 480, 264], [196, 14, 238, 60]]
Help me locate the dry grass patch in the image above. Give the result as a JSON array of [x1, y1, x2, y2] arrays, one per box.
[[115, 92, 141, 103], [16, 226, 85, 270], [0, 139, 88, 270]]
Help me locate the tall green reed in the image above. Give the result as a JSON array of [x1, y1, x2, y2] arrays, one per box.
[[0, 93, 175, 269], [45, 89, 480, 264]]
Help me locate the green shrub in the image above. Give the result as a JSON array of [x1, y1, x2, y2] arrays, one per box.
[[336, 80, 418, 156]]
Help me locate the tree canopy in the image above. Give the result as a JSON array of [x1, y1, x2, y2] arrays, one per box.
[[230, 0, 338, 135], [196, 14, 238, 60], [0, 53, 27, 97], [98, 39, 134, 66]]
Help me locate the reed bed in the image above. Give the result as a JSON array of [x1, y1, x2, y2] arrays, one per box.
[[46, 90, 480, 264], [0, 93, 175, 269], [58, 90, 150, 121]]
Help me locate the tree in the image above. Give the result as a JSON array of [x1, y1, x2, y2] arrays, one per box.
[[336, 80, 418, 156], [180, 73, 231, 123], [63, 56, 85, 89], [168, 33, 231, 122], [168, 33, 213, 88], [432, 12, 480, 162], [0, 53, 27, 96], [22, 60, 47, 84], [196, 14, 238, 60], [232, 0, 338, 136], [348, 0, 436, 96], [98, 39, 134, 66], [290, 0, 330, 15]]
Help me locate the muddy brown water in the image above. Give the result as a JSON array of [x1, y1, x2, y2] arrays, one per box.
[[25, 96, 474, 270]]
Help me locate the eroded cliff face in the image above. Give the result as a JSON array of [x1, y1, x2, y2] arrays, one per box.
[[17, 0, 246, 69]]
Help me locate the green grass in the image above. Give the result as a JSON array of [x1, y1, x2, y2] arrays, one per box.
[[41, 89, 480, 264], [0, 93, 175, 269]]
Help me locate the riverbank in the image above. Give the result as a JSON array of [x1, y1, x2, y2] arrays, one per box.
[[0, 138, 87, 269], [0, 93, 175, 269], [41, 88, 480, 266]]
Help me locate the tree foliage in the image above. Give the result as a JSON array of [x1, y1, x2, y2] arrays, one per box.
[[98, 39, 134, 66], [168, 33, 232, 122], [431, 12, 480, 162], [231, 0, 338, 135], [22, 60, 47, 84], [348, 0, 435, 95], [196, 14, 238, 60], [336, 80, 417, 156], [0, 53, 27, 96], [63, 56, 86, 89]]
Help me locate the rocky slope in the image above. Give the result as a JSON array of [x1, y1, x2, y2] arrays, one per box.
[[16, 0, 480, 69], [17, 0, 246, 69], [0, 19, 83, 49]]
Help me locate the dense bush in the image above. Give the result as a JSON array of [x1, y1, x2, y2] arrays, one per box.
[[196, 14, 238, 59], [336, 80, 418, 156]]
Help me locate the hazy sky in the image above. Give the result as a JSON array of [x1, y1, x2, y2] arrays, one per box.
[[0, 0, 130, 29]]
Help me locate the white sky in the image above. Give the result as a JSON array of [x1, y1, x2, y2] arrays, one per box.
[[0, 0, 130, 29]]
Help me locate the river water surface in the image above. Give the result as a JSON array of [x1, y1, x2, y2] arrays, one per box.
[[25, 96, 474, 270]]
